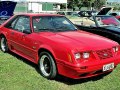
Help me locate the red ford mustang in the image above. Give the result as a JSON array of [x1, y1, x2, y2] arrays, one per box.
[[0, 14, 120, 79]]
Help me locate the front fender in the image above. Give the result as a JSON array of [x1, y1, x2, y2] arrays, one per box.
[[38, 44, 57, 60]]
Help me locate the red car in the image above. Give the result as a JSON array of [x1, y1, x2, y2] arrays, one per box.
[[116, 16, 120, 21], [0, 14, 120, 79]]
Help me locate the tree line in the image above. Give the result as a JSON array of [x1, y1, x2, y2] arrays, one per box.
[[66, 0, 106, 10]]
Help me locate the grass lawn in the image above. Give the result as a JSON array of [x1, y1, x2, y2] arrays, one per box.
[[0, 51, 120, 90]]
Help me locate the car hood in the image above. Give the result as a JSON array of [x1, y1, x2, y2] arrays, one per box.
[[39, 31, 117, 51], [0, 1, 17, 18], [97, 7, 112, 15]]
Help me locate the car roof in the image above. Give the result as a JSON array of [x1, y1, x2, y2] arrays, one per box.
[[15, 13, 64, 17]]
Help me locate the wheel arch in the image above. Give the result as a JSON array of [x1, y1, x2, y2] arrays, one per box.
[[0, 34, 6, 38], [38, 47, 57, 64]]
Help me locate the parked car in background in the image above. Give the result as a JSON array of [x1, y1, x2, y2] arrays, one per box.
[[75, 15, 120, 43], [0, 14, 120, 79], [78, 10, 97, 17], [78, 7, 111, 17], [57, 11, 65, 15], [115, 15, 120, 21], [57, 11, 80, 17], [97, 7, 120, 21], [0, 1, 17, 20], [109, 12, 120, 16], [109, 12, 120, 21]]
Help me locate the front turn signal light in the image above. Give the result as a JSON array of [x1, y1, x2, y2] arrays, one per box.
[[113, 46, 119, 52]]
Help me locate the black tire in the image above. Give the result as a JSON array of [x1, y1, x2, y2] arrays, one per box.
[[38, 51, 57, 79], [0, 36, 8, 52]]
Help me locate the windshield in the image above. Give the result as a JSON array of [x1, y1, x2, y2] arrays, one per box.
[[32, 16, 77, 32], [95, 16, 120, 27]]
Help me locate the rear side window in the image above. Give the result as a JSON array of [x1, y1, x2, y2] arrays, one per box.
[[4, 15, 31, 34]]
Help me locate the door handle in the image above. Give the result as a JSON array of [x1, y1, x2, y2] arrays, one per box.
[[22, 34, 27, 40]]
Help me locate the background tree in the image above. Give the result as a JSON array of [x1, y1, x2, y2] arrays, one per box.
[[68, 0, 95, 10], [67, 0, 79, 10], [67, 0, 106, 10], [94, 0, 106, 10]]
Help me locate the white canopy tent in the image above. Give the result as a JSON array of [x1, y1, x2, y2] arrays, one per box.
[[26, 0, 67, 13], [26, 0, 67, 3]]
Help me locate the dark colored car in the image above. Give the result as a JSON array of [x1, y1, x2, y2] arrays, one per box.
[[75, 15, 120, 43], [78, 10, 97, 17], [0, 1, 17, 20], [57, 11, 80, 17], [116, 15, 120, 21], [109, 12, 120, 21]]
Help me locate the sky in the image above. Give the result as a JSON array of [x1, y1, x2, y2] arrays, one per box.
[[107, 0, 120, 2]]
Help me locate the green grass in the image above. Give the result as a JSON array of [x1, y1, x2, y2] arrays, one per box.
[[0, 51, 120, 90]]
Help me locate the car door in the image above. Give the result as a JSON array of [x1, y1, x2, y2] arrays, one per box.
[[9, 16, 36, 61]]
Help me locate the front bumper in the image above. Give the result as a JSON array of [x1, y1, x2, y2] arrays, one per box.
[[57, 58, 120, 79]]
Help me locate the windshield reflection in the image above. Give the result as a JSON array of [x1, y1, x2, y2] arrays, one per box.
[[32, 16, 77, 32]]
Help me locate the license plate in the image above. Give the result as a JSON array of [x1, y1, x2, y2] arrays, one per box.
[[103, 63, 114, 72]]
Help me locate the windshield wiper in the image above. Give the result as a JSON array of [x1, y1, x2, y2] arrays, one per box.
[[38, 28, 55, 32], [55, 28, 68, 32], [38, 28, 77, 32], [55, 28, 77, 32]]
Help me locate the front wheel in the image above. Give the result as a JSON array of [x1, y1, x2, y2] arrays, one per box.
[[0, 36, 9, 52], [38, 51, 57, 79]]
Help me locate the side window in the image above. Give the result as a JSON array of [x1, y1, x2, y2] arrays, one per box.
[[4, 16, 19, 28], [14, 16, 31, 33]]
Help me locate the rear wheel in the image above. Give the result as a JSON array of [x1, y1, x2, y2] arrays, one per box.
[[0, 36, 8, 52], [38, 51, 57, 79]]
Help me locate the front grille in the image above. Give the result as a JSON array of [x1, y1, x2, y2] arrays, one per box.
[[96, 49, 113, 60]]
